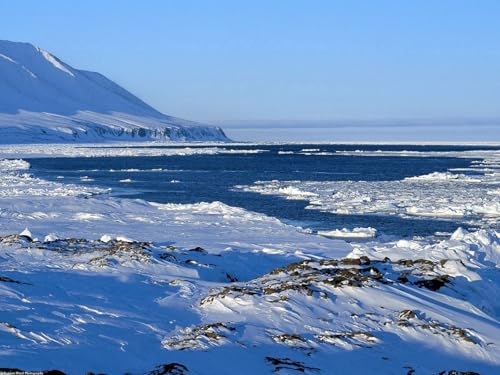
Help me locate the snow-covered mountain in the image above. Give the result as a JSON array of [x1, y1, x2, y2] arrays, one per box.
[[0, 40, 229, 142]]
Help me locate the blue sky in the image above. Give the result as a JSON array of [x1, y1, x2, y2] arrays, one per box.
[[1, 0, 500, 126]]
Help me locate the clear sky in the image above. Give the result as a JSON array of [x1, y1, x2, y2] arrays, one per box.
[[1, 0, 500, 127]]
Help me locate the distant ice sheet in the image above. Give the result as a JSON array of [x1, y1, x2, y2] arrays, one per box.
[[0, 143, 268, 158]]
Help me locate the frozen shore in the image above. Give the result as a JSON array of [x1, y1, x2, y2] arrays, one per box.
[[0, 147, 498, 374]]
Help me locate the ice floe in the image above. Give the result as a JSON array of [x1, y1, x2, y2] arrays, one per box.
[[403, 171, 481, 182], [317, 227, 377, 239]]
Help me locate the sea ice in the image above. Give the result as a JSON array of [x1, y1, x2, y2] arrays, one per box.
[[236, 151, 500, 227]]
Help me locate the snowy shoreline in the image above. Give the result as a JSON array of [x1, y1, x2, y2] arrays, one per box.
[[0, 147, 498, 374]]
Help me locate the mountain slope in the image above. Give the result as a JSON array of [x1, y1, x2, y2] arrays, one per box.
[[0, 40, 229, 142]]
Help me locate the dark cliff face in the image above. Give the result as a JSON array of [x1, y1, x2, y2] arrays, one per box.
[[122, 125, 229, 141], [57, 123, 230, 142], [0, 117, 231, 143]]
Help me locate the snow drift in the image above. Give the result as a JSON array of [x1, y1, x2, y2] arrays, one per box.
[[0, 40, 229, 142]]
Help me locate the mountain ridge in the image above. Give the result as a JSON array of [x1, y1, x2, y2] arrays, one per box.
[[0, 40, 229, 142]]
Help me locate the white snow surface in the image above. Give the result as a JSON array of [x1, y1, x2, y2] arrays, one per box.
[[0, 40, 228, 142], [318, 227, 377, 239], [403, 171, 481, 182], [0, 149, 498, 374]]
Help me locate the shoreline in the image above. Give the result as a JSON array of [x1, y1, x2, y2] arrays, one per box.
[[0, 146, 498, 374]]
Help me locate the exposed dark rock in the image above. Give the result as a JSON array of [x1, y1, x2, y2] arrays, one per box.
[[397, 273, 410, 283], [0, 275, 30, 285], [188, 246, 207, 254], [316, 331, 379, 347], [201, 256, 456, 308], [33, 238, 153, 266], [397, 259, 434, 267], [399, 310, 417, 320], [159, 252, 177, 261], [162, 322, 236, 350], [0, 371, 66, 375], [339, 257, 361, 266], [200, 286, 259, 305], [394, 312, 478, 345], [0, 234, 33, 244], [415, 275, 450, 291], [272, 333, 311, 349], [265, 357, 320, 373], [146, 363, 188, 375]]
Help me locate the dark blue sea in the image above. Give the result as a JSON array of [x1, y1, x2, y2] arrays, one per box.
[[27, 144, 498, 238]]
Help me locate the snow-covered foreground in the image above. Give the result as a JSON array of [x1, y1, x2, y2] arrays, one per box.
[[0, 154, 499, 374]]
